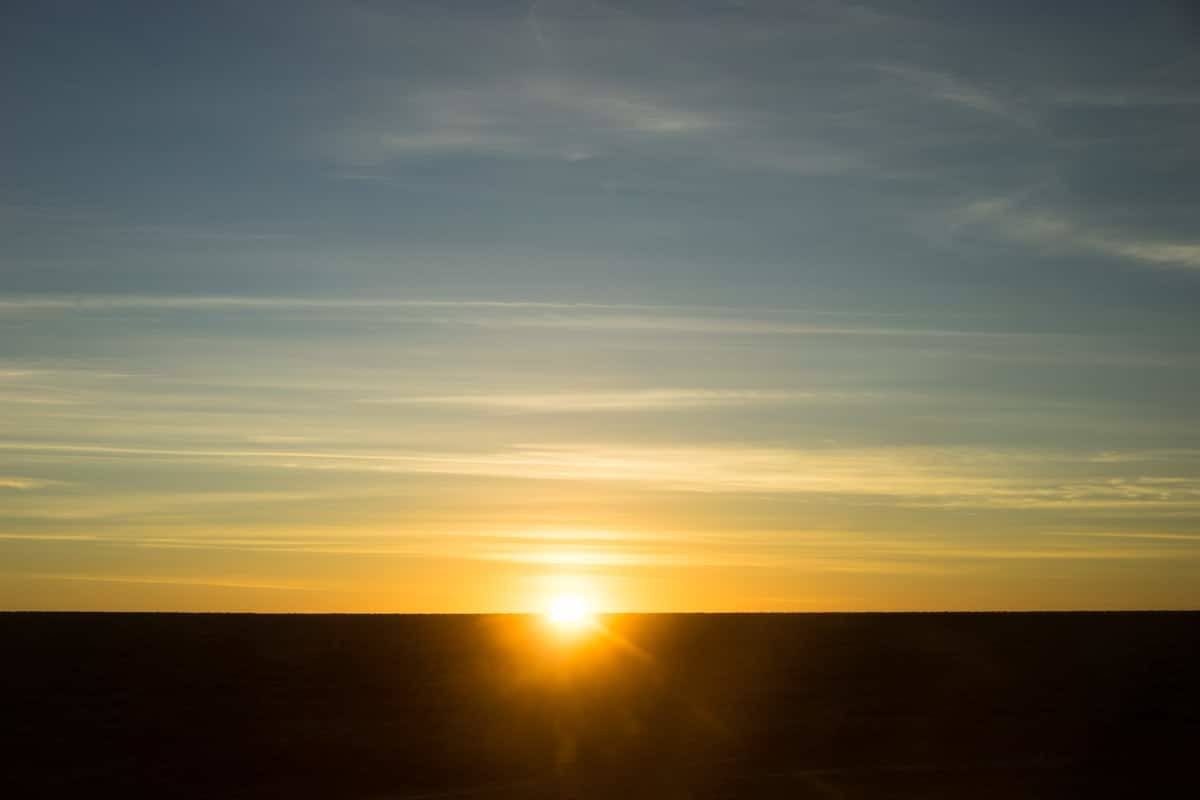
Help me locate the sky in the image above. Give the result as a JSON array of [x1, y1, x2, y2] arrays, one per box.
[[2, 0, 1199, 612]]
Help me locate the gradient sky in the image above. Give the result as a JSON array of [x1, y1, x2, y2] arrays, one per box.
[[3, 0, 1199, 611]]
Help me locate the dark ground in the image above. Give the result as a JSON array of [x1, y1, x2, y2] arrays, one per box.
[[2, 612, 1197, 798]]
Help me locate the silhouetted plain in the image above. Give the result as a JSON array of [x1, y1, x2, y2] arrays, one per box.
[[2, 612, 1196, 798]]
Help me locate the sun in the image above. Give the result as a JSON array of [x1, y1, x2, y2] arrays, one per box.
[[544, 593, 596, 634]]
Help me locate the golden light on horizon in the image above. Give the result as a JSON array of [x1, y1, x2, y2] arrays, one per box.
[[543, 593, 596, 635]]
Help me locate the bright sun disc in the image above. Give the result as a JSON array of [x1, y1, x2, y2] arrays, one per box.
[[544, 594, 595, 633]]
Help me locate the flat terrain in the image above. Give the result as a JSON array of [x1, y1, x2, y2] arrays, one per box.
[[2, 612, 1197, 798]]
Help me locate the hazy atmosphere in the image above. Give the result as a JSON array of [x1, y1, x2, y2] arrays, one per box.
[[4, 0, 1199, 612]]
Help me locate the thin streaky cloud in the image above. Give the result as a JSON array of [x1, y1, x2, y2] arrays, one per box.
[[867, 546, 1194, 562], [358, 388, 825, 412], [962, 196, 1200, 271], [7, 530, 1187, 571], [0, 391, 88, 406], [324, 78, 725, 167], [526, 0, 552, 62], [0, 294, 907, 316], [1044, 88, 1200, 107], [0, 294, 1037, 339], [20, 573, 321, 592], [0, 295, 650, 312], [4, 441, 1199, 509], [1049, 531, 1200, 543], [0, 293, 1036, 322], [0, 477, 57, 490], [463, 313, 1033, 339], [1, 487, 407, 521], [0, 533, 100, 541], [876, 63, 1037, 128]]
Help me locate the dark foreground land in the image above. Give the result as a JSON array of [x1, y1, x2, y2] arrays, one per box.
[[2, 612, 1197, 798]]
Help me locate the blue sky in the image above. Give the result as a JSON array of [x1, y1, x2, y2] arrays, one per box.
[[2, 1, 1199, 611]]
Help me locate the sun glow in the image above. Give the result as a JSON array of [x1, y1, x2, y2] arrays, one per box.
[[544, 593, 596, 633]]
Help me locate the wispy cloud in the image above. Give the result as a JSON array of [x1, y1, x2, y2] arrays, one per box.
[[7, 527, 1191, 576], [20, 573, 319, 592], [0, 477, 56, 490], [1050, 531, 1200, 542], [320, 63, 867, 177], [0, 294, 621, 313], [960, 196, 1200, 270], [4, 440, 1199, 510], [1044, 88, 1200, 108], [0, 488, 392, 521], [0, 293, 1017, 339], [877, 64, 1036, 128], [0, 533, 101, 541], [324, 78, 725, 166], [359, 388, 821, 412], [467, 311, 1019, 338]]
